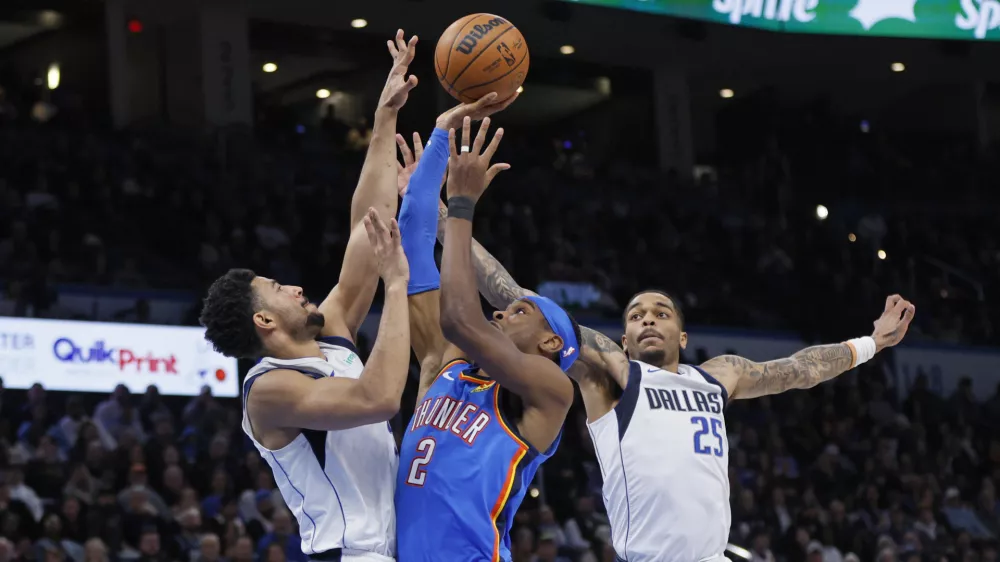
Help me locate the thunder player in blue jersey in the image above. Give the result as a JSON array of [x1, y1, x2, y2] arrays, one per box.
[[393, 114, 581, 562]]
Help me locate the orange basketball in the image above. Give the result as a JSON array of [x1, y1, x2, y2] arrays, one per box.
[[435, 14, 529, 104]]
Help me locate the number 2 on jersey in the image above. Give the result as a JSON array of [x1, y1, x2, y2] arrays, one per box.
[[691, 416, 724, 457], [406, 437, 436, 486]]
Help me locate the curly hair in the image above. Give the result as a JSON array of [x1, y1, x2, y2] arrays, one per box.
[[199, 269, 263, 359]]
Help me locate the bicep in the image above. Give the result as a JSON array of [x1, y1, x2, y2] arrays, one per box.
[[699, 355, 759, 400], [248, 371, 391, 432], [319, 222, 379, 340]]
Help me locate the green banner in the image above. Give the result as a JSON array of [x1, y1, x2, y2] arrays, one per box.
[[566, 0, 1000, 40]]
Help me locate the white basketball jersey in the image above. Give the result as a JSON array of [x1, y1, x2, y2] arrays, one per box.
[[587, 360, 731, 562], [242, 337, 397, 562]]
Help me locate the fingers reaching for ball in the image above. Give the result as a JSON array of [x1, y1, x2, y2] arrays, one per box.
[[446, 117, 505, 204]]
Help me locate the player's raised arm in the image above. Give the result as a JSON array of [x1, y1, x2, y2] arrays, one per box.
[[701, 294, 916, 400], [432, 170, 630, 391], [395, 95, 524, 402], [248, 209, 411, 430], [396, 128, 450, 403], [318, 30, 418, 342], [439, 117, 573, 413]]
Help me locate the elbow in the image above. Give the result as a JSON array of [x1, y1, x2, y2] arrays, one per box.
[[439, 300, 465, 341], [439, 309, 473, 347], [363, 390, 400, 422], [371, 398, 400, 422], [358, 380, 401, 423]]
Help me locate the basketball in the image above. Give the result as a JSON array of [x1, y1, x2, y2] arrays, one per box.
[[435, 14, 529, 104]]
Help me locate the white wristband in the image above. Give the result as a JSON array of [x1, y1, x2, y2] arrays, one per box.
[[845, 336, 877, 368]]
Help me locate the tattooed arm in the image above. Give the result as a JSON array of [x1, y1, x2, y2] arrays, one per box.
[[434, 204, 631, 391], [701, 294, 916, 400], [435, 203, 533, 310], [700, 344, 855, 400]]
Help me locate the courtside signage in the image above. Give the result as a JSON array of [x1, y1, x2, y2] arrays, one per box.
[[0, 317, 238, 397], [566, 0, 1000, 41]]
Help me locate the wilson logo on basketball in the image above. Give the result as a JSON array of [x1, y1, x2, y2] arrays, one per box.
[[454, 17, 509, 55]]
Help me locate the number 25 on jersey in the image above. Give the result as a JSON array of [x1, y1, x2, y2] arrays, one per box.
[[691, 416, 724, 457]]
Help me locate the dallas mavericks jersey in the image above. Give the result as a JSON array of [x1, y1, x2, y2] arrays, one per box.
[[395, 360, 561, 562], [587, 360, 730, 562], [242, 337, 397, 562]]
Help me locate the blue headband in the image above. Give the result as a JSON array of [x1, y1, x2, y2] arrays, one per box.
[[523, 296, 580, 372]]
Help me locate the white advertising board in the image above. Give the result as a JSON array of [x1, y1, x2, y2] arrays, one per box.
[[0, 317, 239, 397]]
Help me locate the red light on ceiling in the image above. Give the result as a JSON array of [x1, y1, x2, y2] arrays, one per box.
[[127, 19, 143, 34]]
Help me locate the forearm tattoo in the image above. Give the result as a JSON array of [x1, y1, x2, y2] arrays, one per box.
[[470, 244, 534, 310], [719, 344, 855, 399], [436, 204, 533, 310]]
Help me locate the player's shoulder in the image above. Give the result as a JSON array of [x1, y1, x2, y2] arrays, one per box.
[[430, 358, 476, 388], [317, 335, 360, 355], [244, 367, 315, 413]]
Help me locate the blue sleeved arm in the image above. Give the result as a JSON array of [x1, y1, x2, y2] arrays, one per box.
[[398, 128, 450, 295]]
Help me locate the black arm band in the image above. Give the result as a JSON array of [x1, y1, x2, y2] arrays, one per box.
[[447, 197, 476, 222]]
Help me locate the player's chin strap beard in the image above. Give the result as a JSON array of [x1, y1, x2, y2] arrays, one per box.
[[636, 347, 668, 367], [306, 312, 326, 328]]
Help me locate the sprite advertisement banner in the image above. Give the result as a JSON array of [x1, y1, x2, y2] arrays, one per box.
[[566, 0, 1000, 40]]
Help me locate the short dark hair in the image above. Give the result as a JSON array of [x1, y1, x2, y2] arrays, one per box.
[[622, 288, 685, 329], [199, 269, 264, 359], [569, 313, 583, 356]]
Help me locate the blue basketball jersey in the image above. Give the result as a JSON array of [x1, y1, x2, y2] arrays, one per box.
[[395, 360, 561, 562]]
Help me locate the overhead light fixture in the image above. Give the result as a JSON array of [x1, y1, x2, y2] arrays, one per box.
[[351, 18, 368, 29], [891, 62, 905, 72], [46, 63, 60, 90], [316, 89, 331, 99], [262, 62, 277, 73], [877, 249, 887, 260], [720, 88, 734, 99], [848, 233, 857, 242], [816, 205, 829, 220], [559, 45, 575, 55], [38, 10, 63, 28], [516, 86, 524, 93]]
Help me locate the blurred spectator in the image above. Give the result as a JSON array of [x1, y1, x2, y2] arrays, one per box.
[[255, 510, 304, 562], [5, 462, 43, 522], [35, 513, 84, 562], [196, 534, 221, 562], [94, 386, 146, 443], [563, 496, 609, 553]]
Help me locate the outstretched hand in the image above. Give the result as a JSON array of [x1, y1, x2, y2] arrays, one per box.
[[446, 117, 504, 204], [363, 207, 409, 286], [396, 131, 509, 198], [379, 30, 419, 112], [396, 132, 424, 197], [435, 91, 520, 131], [871, 294, 916, 351]]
